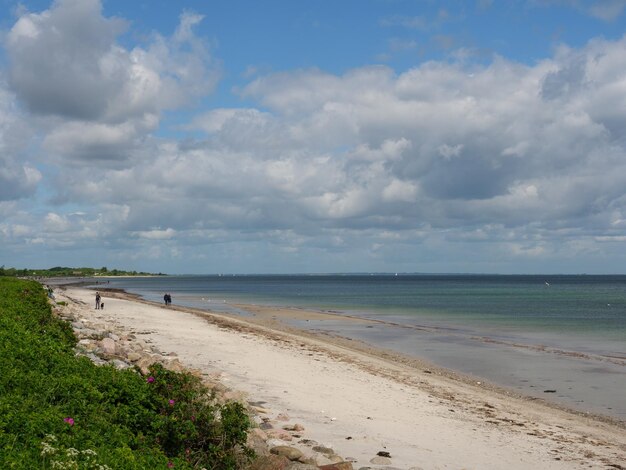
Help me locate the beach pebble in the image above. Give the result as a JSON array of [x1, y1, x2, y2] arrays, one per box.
[[318, 463, 354, 470], [283, 423, 305, 432], [111, 359, 130, 370], [370, 456, 392, 465], [312, 445, 335, 456], [270, 445, 304, 461], [99, 337, 116, 355], [266, 429, 293, 441], [285, 463, 319, 470], [298, 439, 319, 446], [126, 352, 141, 362]]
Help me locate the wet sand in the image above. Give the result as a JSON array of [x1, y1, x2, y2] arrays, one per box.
[[56, 286, 626, 469]]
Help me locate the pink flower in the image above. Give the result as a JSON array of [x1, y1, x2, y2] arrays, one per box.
[[147, 376, 155, 383], [168, 399, 175, 406], [167, 461, 174, 468], [64, 417, 74, 426]]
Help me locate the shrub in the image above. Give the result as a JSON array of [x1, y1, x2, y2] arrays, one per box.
[[0, 277, 253, 469]]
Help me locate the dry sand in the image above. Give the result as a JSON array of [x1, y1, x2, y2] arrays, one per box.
[[58, 287, 626, 470]]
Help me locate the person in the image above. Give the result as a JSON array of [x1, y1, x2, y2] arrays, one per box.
[[163, 293, 168, 306], [95, 292, 101, 310], [166, 293, 172, 306]]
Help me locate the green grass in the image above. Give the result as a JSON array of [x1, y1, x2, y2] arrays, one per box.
[[0, 277, 252, 469]]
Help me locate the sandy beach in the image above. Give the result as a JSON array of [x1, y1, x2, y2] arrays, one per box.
[[55, 286, 626, 469]]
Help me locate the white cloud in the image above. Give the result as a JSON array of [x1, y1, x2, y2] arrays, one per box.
[[134, 228, 177, 240], [3, 3, 626, 272], [6, 0, 219, 166]]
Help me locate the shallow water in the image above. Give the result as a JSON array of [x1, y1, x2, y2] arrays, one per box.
[[88, 274, 626, 421]]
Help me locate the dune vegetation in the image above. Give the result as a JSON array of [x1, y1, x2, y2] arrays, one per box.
[[0, 277, 251, 469]]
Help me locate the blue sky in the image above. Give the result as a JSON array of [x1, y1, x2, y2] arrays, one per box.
[[1, 0, 626, 274]]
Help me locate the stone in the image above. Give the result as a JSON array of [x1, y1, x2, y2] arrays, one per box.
[[252, 405, 271, 414], [110, 359, 130, 370], [319, 463, 354, 470], [312, 445, 335, 456], [369, 456, 392, 465], [298, 439, 319, 446], [247, 454, 290, 470], [266, 429, 293, 441], [285, 463, 319, 470], [126, 352, 142, 362], [162, 358, 184, 372], [100, 337, 116, 355], [249, 428, 268, 441], [267, 439, 289, 448], [270, 446, 304, 461], [108, 333, 120, 341], [247, 430, 270, 457], [283, 423, 305, 432], [276, 413, 290, 421]]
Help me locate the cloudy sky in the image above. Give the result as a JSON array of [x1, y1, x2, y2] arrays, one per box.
[[1, 0, 626, 274]]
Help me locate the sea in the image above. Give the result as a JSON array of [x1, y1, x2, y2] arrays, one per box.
[[87, 274, 626, 421]]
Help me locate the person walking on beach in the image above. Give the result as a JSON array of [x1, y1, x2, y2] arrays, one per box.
[[95, 292, 101, 310], [163, 293, 172, 306]]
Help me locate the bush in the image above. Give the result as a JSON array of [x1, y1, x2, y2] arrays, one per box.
[[0, 277, 253, 469]]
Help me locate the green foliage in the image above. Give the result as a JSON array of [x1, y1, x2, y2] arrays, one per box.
[[0, 277, 253, 469]]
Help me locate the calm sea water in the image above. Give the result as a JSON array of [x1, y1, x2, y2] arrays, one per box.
[[93, 274, 626, 420]]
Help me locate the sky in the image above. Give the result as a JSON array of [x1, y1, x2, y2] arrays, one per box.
[[1, 0, 626, 274]]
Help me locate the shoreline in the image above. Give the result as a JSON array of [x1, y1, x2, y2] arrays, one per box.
[[54, 285, 626, 469], [92, 284, 626, 425]]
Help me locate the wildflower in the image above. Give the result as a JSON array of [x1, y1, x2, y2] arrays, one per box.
[[66, 448, 79, 457], [63, 417, 75, 426], [147, 376, 155, 383], [167, 461, 174, 468], [168, 399, 175, 406], [40, 441, 57, 456]]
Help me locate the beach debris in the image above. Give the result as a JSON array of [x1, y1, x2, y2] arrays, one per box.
[[376, 451, 391, 458], [543, 389, 557, 393]]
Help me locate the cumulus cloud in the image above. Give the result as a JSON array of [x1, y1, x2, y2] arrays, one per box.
[[42, 34, 626, 260], [6, 0, 219, 166], [3, 1, 626, 271], [0, 84, 41, 201]]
